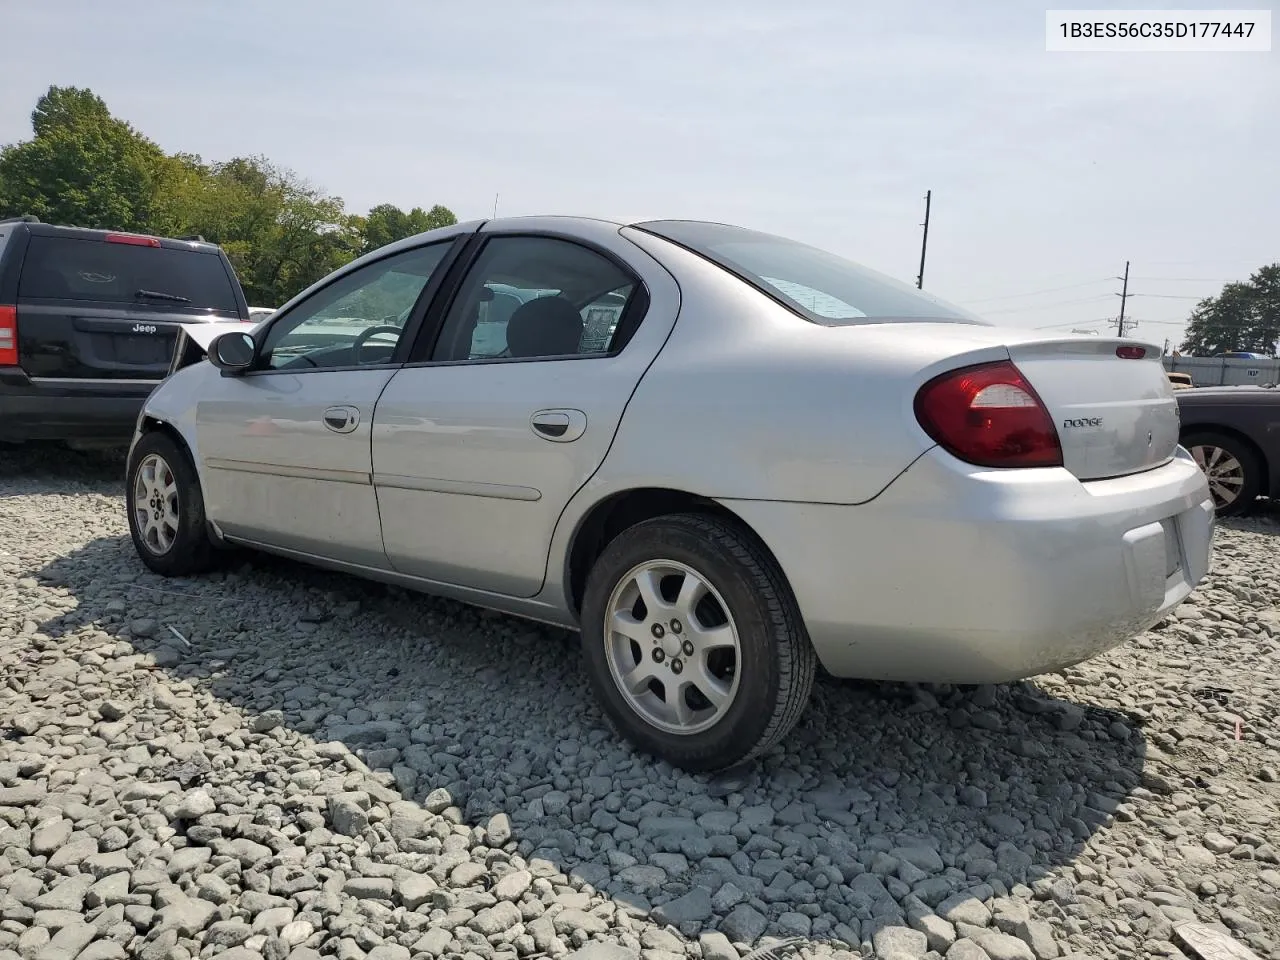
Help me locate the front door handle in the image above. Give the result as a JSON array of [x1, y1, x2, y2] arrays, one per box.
[[531, 408, 587, 443], [323, 405, 361, 434]]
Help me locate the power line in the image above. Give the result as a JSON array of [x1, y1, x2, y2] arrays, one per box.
[[958, 278, 1112, 305], [981, 294, 1114, 316]]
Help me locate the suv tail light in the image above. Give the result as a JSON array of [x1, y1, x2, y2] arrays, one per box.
[[0, 305, 17, 366], [914, 359, 1063, 468]]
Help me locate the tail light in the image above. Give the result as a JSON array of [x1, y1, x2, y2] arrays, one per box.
[[914, 360, 1063, 468], [106, 232, 161, 247], [0, 305, 17, 366], [1116, 345, 1146, 359]]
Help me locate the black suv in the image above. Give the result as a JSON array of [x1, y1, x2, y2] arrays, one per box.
[[0, 217, 250, 447]]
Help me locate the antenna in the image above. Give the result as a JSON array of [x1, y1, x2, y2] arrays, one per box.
[[493, 193, 499, 218]]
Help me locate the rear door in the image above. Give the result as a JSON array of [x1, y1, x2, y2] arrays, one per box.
[[371, 222, 679, 598], [14, 230, 245, 383]]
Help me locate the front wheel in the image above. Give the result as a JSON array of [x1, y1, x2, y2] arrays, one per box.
[[126, 431, 220, 576], [580, 513, 816, 772], [1183, 430, 1262, 518]]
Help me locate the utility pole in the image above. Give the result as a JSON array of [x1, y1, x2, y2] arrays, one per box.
[[916, 190, 931, 290], [493, 193, 500, 218], [1115, 260, 1131, 337]]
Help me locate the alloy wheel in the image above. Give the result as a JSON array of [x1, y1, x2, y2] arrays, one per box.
[[132, 453, 180, 555], [603, 559, 742, 735], [1190, 443, 1246, 511]]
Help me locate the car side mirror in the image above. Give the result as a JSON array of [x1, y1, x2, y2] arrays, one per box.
[[209, 331, 257, 374]]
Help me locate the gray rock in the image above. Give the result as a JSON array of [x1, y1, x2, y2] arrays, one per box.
[[652, 887, 712, 925], [938, 892, 993, 928], [1014, 919, 1059, 959], [975, 932, 1036, 960], [698, 931, 739, 960], [343, 876, 393, 901], [947, 941, 994, 960], [174, 789, 216, 819], [34, 920, 97, 960], [874, 925, 930, 959], [720, 904, 768, 945]]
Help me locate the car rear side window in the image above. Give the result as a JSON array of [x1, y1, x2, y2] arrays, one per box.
[[636, 220, 985, 327], [17, 236, 240, 313]]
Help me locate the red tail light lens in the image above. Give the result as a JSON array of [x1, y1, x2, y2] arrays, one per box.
[[914, 360, 1063, 468], [0, 305, 17, 366], [106, 232, 161, 247], [1116, 345, 1146, 359]]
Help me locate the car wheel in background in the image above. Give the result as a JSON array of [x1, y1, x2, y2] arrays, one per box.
[[126, 431, 220, 576], [580, 513, 816, 772], [1183, 430, 1262, 518]]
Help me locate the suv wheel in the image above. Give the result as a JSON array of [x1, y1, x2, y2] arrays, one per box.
[[126, 431, 219, 576], [580, 513, 816, 772]]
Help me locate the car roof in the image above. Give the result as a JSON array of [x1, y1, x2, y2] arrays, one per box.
[[16, 220, 225, 255]]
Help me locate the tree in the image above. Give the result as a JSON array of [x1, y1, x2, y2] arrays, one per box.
[[1180, 264, 1280, 356], [0, 85, 169, 231], [357, 203, 457, 253], [0, 84, 458, 307]]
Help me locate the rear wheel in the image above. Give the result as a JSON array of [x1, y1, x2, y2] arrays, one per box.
[[1183, 430, 1262, 518], [126, 431, 220, 576], [580, 513, 816, 772]]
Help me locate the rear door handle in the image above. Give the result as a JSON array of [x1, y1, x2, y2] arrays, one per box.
[[531, 409, 587, 442], [323, 405, 361, 434]]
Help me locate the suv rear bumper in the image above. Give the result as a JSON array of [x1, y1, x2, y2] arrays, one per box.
[[0, 368, 157, 442]]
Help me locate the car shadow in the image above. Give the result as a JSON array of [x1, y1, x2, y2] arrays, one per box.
[[24, 524, 1156, 954]]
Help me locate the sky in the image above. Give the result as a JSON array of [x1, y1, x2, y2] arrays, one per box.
[[2, 0, 1277, 347]]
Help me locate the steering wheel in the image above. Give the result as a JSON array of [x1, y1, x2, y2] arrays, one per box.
[[352, 325, 403, 364]]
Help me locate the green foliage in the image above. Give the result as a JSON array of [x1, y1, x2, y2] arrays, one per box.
[[0, 85, 457, 308], [1180, 264, 1280, 356], [356, 203, 458, 254]]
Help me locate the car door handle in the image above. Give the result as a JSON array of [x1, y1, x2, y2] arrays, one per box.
[[531, 409, 587, 443], [323, 405, 361, 434]]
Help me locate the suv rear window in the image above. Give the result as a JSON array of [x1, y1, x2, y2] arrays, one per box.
[[17, 236, 240, 313], [635, 220, 985, 327]]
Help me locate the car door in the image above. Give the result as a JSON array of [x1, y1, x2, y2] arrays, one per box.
[[196, 239, 459, 567], [371, 222, 679, 597]]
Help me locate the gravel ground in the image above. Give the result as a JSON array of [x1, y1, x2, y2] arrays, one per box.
[[1, 445, 1278, 960]]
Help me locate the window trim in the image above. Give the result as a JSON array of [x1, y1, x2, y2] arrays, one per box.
[[237, 237, 466, 378], [403, 231, 651, 368]]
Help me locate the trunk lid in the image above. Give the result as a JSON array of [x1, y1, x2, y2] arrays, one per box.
[[1003, 336, 1179, 480], [830, 321, 1179, 481]]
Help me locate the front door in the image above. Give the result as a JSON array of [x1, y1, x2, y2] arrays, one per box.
[[197, 239, 457, 567], [372, 228, 677, 597]]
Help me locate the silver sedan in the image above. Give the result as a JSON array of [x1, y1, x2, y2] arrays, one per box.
[[126, 216, 1215, 771]]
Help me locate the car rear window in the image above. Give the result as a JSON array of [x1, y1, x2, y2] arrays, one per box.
[[635, 220, 985, 327], [17, 236, 240, 313]]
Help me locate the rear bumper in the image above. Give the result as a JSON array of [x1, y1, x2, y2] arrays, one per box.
[[0, 368, 156, 442], [721, 446, 1215, 684]]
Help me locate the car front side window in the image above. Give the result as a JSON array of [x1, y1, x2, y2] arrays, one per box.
[[259, 242, 451, 370]]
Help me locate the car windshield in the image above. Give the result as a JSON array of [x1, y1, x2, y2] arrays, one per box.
[[635, 220, 986, 327]]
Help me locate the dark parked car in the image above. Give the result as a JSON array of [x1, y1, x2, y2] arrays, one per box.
[[1177, 385, 1280, 517], [0, 216, 250, 448]]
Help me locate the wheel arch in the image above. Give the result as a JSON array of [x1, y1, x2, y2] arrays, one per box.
[[562, 486, 796, 620], [134, 415, 226, 545]]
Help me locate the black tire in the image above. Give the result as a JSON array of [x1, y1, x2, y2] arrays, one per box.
[[580, 513, 816, 772], [1183, 430, 1262, 519], [125, 430, 220, 576]]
